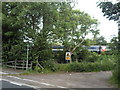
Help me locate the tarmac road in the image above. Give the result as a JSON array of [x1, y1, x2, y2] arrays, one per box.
[[1, 80, 36, 90]]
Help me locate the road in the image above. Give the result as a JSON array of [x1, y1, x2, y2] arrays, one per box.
[[0, 68, 118, 89], [1, 80, 36, 90], [0, 69, 37, 90]]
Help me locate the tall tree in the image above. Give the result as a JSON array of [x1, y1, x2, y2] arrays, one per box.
[[98, 1, 120, 85], [55, 9, 99, 54], [2, 2, 74, 62], [2, 2, 25, 61], [96, 36, 107, 45], [2, 2, 100, 65]]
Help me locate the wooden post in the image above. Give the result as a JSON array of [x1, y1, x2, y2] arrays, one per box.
[[22, 60, 25, 70], [14, 60, 16, 70], [76, 58, 78, 63]]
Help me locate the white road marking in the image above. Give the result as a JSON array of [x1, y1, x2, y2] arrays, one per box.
[[7, 75, 67, 88], [40, 82, 55, 86], [57, 86, 67, 88], [2, 79, 39, 89], [8, 76, 21, 79], [9, 81, 23, 86]]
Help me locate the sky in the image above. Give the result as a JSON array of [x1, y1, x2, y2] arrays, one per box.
[[74, 0, 118, 42]]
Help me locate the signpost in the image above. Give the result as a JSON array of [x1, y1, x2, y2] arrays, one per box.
[[65, 52, 71, 63]]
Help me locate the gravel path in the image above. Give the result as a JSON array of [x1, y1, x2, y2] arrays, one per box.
[[17, 71, 114, 88], [1, 68, 115, 88]]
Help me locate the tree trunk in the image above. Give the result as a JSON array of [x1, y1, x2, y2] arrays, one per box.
[[71, 39, 85, 54]]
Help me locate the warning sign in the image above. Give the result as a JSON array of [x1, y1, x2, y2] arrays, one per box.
[[65, 52, 71, 60]]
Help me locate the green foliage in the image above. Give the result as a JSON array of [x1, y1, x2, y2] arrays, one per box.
[[26, 54, 116, 74], [96, 36, 107, 45], [111, 57, 120, 87], [85, 52, 100, 62], [2, 2, 102, 75], [98, 2, 120, 86], [77, 49, 100, 62], [40, 60, 58, 72], [39, 54, 116, 73], [53, 51, 66, 63], [98, 2, 120, 21], [57, 60, 115, 72]]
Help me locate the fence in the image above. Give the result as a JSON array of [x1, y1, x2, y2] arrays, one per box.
[[5, 60, 32, 70]]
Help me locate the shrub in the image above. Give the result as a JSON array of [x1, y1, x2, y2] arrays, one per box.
[[111, 59, 120, 87], [57, 61, 115, 72], [77, 49, 100, 62], [33, 54, 116, 73], [40, 60, 58, 72], [85, 52, 100, 62], [56, 64, 68, 72], [53, 51, 66, 63], [34, 66, 42, 72], [77, 49, 90, 62], [67, 63, 85, 72]]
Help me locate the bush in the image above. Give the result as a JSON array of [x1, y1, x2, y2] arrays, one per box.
[[40, 60, 58, 72], [67, 63, 100, 72], [56, 64, 68, 72], [32, 54, 116, 73], [77, 49, 100, 62], [67, 63, 85, 72], [53, 51, 66, 63], [57, 61, 115, 72], [85, 52, 100, 62], [77, 49, 90, 62], [111, 59, 120, 87]]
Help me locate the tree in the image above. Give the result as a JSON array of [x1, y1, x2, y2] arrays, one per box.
[[98, 2, 120, 48], [96, 36, 107, 45], [2, 2, 25, 62], [52, 8, 99, 52], [2, 2, 55, 62], [2, 2, 100, 65], [110, 36, 118, 49], [2, 2, 75, 63], [98, 1, 120, 85]]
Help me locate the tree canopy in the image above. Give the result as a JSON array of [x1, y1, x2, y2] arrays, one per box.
[[2, 2, 100, 63], [98, 1, 120, 85]]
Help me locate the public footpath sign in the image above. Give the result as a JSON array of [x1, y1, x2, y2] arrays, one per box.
[[65, 52, 71, 61]]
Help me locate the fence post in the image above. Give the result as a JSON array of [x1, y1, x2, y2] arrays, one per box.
[[22, 60, 24, 70], [14, 60, 17, 70]]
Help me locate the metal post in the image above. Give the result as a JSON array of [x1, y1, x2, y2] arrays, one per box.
[[26, 44, 29, 70]]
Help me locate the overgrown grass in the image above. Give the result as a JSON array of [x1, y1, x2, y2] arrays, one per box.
[[55, 54, 117, 72], [109, 60, 120, 88], [3, 54, 117, 74], [31, 54, 117, 73], [109, 75, 120, 88], [56, 62, 115, 72]]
